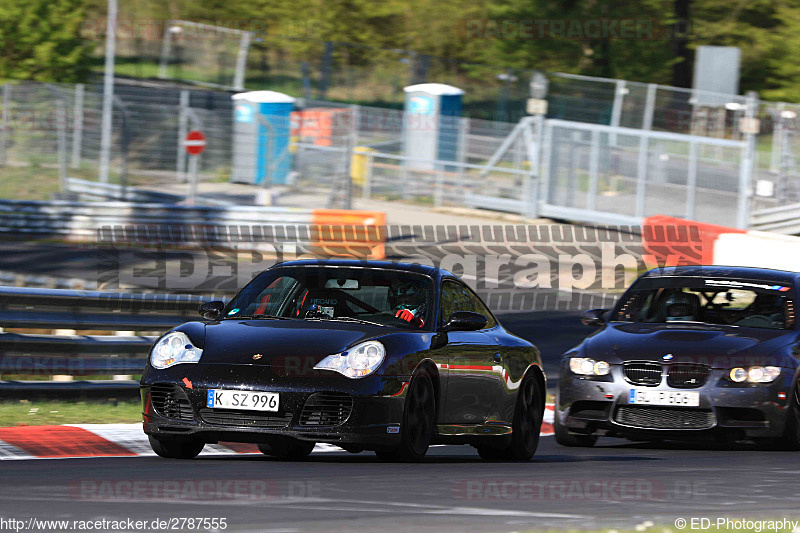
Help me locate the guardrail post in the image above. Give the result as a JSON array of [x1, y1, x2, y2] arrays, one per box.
[[71, 84, 84, 169]]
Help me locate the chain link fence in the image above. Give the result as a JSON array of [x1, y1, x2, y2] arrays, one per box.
[[0, 76, 798, 230]]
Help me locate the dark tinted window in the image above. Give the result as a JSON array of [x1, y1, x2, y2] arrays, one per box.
[[440, 280, 496, 328], [225, 266, 434, 330], [613, 277, 796, 330]]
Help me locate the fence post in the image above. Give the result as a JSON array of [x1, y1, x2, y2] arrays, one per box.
[[609, 80, 626, 146], [56, 96, 68, 193], [685, 140, 698, 219], [635, 131, 649, 218], [232, 31, 251, 91], [587, 128, 600, 211], [71, 84, 84, 169], [0, 84, 9, 167], [114, 97, 130, 195], [456, 117, 469, 203], [319, 41, 333, 99], [642, 83, 656, 131], [176, 90, 189, 183], [45, 84, 69, 193], [737, 91, 758, 229], [770, 102, 785, 174], [362, 152, 373, 199]]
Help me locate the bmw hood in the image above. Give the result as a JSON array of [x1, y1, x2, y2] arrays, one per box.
[[178, 319, 386, 366], [581, 323, 796, 368]]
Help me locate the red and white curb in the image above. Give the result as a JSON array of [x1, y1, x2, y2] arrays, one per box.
[[0, 406, 554, 460]]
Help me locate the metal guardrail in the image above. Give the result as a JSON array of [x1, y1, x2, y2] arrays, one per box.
[[66, 178, 184, 203], [0, 198, 319, 244], [0, 286, 212, 396], [750, 203, 800, 235]]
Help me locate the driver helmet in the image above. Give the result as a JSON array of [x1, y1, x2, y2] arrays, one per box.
[[664, 291, 700, 322], [388, 279, 424, 310]]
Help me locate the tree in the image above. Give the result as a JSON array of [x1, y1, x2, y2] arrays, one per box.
[[0, 0, 92, 82]]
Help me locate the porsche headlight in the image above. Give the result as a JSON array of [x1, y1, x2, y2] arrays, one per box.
[[150, 332, 203, 369], [569, 357, 611, 376], [729, 366, 781, 383], [314, 340, 385, 379]]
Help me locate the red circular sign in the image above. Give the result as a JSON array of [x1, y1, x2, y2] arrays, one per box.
[[184, 130, 207, 155]]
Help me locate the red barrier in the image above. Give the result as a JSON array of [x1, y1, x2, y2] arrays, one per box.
[[643, 215, 746, 266]]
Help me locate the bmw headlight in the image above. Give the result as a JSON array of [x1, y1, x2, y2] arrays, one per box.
[[729, 366, 781, 383], [569, 357, 611, 376], [314, 340, 385, 379], [150, 332, 203, 369]]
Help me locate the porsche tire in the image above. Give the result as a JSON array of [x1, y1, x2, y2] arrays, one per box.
[[375, 370, 435, 463], [148, 435, 204, 459]]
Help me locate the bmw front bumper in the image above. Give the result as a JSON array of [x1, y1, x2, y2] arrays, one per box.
[[556, 361, 795, 440]]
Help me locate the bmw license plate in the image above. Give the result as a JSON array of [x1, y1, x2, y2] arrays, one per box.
[[206, 389, 279, 412], [628, 389, 699, 407]]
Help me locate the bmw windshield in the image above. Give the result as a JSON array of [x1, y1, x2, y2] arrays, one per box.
[[612, 277, 796, 330], [224, 266, 435, 330]]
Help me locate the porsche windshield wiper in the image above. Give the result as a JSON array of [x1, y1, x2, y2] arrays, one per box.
[[305, 316, 386, 327], [224, 314, 290, 320]]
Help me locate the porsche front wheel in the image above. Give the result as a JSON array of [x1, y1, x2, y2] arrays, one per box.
[[148, 435, 205, 459], [375, 370, 435, 462]]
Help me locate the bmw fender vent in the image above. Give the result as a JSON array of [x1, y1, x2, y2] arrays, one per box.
[[150, 383, 194, 421], [299, 392, 353, 427]]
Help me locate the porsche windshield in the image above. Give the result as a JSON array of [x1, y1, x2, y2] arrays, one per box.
[[613, 277, 796, 330], [224, 266, 434, 330]]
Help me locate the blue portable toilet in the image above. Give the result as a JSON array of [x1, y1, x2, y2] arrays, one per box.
[[231, 91, 295, 185], [403, 83, 464, 170]]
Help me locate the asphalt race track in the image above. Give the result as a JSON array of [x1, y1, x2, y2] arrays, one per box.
[[4, 243, 799, 531], [3, 439, 800, 532]]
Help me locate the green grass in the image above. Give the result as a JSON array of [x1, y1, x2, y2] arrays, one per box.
[[0, 400, 142, 426]]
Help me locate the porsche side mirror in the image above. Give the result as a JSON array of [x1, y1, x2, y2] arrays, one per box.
[[443, 311, 487, 332], [581, 308, 608, 327], [199, 301, 225, 320]]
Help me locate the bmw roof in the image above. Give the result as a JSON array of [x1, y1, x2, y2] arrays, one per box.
[[273, 259, 452, 278]]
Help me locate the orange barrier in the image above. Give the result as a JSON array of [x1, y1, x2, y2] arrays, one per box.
[[290, 108, 350, 147], [310, 209, 386, 259], [643, 215, 746, 266]]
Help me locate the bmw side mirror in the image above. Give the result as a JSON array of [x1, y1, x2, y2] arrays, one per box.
[[443, 311, 487, 332], [199, 301, 225, 320], [581, 308, 608, 327]]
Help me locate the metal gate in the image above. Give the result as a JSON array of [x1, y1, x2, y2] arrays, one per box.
[[538, 119, 751, 228]]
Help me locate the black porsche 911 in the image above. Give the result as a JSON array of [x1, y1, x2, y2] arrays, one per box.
[[556, 266, 800, 450], [142, 260, 546, 462]]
